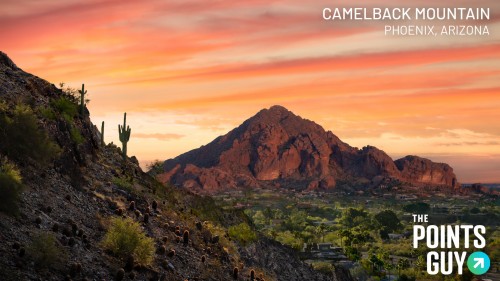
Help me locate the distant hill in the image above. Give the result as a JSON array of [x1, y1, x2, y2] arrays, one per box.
[[462, 183, 500, 195], [159, 105, 459, 193]]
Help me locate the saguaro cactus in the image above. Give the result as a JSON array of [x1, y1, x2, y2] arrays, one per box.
[[78, 84, 87, 115], [100, 121, 105, 146], [118, 113, 131, 160]]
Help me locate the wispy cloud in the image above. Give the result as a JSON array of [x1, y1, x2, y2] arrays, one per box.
[[436, 141, 500, 146], [133, 133, 184, 141]]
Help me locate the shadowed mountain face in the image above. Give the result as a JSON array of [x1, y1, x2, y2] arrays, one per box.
[[160, 105, 459, 193]]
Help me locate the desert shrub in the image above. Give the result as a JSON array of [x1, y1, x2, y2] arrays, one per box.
[[228, 222, 257, 246], [39, 106, 56, 120], [311, 261, 334, 274], [112, 177, 133, 192], [28, 232, 67, 269], [146, 159, 164, 176], [70, 126, 84, 145], [51, 97, 78, 122], [102, 217, 155, 265], [275, 230, 303, 250], [0, 104, 60, 164], [204, 221, 239, 255], [0, 158, 24, 215]]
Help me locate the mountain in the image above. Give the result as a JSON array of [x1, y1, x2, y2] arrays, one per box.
[[0, 52, 352, 281], [160, 105, 459, 192]]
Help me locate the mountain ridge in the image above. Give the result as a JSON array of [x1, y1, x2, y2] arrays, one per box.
[[160, 105, 459, 192]]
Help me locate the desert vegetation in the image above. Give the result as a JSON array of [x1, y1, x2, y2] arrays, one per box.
[[221, 188, 500, 280], [0, 157, 24, 216], [102, 217, 155, 265]]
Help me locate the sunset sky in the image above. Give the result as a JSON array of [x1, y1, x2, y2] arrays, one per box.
[[1, 0, 499, 183]]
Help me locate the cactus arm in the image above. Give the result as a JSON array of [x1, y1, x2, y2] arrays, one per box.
[[78, 84, 87, 115], [100, 121, 105, 146], [118, 112, 131, 160]]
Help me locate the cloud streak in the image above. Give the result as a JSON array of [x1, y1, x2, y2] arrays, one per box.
[[133, 133, 184, 141]]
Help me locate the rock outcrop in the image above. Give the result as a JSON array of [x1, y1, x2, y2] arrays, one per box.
[[160, 105, 459, 192], [395, 155, 458, 189]]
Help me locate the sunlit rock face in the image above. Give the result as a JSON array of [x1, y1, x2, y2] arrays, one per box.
[[160, 105, 459, 193]]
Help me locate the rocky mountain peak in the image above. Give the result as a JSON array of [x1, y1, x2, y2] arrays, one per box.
[[251, 105, 293, 122], [160, 106, 460, 192]]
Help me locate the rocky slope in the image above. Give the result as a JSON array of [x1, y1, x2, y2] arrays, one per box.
[[0, 52, 351, 281], [160, 106, 459, 192]]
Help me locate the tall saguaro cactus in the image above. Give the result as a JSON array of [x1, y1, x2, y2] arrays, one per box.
[[118, 113, 131, 160], [100, 121, 105, 146], [78, 84, 87, 115]]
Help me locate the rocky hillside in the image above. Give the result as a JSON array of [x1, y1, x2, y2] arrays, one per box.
[[0, 52, 351, 281], [160, 105, 459, 192]]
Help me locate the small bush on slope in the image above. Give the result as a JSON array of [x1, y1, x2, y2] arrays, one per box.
[[0, 158, 24, 216], [102, 217, 155, 265], [228, 222, 257, 246], [0, 104, 60, 164], [28, 232, 67, 269]]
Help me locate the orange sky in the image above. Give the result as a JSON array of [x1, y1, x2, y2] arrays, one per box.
[[1, 0, 499, 182]]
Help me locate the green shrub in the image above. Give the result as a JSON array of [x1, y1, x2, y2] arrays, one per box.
[[51, 97, 78, 122], [275, 230, 303, 250], [146, 160, 164, 176], [0, 104, 60, 164], [112, 177, 133, 192], [70, 126, 84, 145], [311, 261, 334, 274], [28, 232, 67, 269], [39, 107, 56, 120], [228, 222, 257, 246], [102, 217, 155, 265], [374, 210, 401, 232], [0, 158, 24, 216]]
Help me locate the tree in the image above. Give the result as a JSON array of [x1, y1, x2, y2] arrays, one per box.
[[385, 262, 394, 279], [345, 246, 361, 261], [273, 209, 284, 220], [379, 227, 390, 240], [369, 254, 384, 273], [339, 229, 352, 247], [252, 211, 266, 227], [315, 223, 328, 243], [284, 209, 307, 231], [340, 207, 369, 228], [374, 210, 402, 233], [397, 258, 410, 277], [415, 255, 425, 271], [403, 202, 430, 214], [301, 227, 315, 243], [263, 207, 273, 225]]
